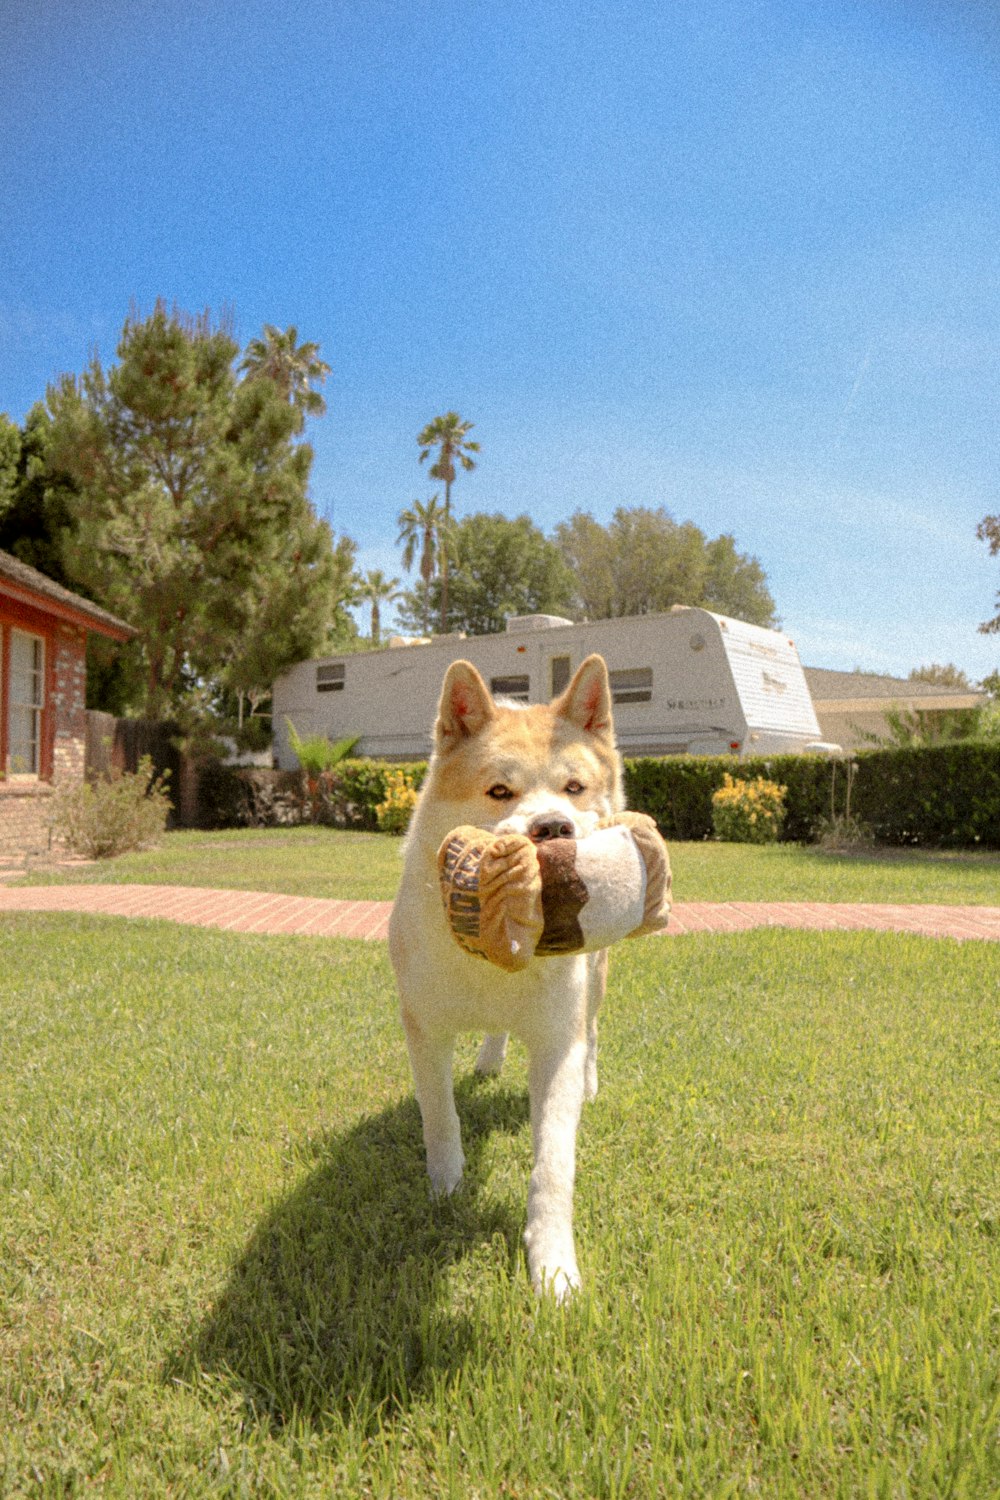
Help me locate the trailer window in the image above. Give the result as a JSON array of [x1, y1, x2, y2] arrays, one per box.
[[316, 663, 345, 693], [610, 667, 652, 704], [490, 674, 529, 702], [550, 655, 571, 696]]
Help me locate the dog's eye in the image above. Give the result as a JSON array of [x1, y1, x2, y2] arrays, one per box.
[[564, 779, 585, 796], [486, 783, 515, 801]]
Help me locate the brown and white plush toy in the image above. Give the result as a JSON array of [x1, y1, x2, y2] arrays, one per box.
[[438, 812, 671, 972]]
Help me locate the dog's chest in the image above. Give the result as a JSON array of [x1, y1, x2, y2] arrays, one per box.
[[393, 851, 589, 1038]]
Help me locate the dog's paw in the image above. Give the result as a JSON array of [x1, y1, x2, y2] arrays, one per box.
[[532, 1261, 582, 1303], [427, 1152, 465, 1197], [525, 1228, 581, 1302]]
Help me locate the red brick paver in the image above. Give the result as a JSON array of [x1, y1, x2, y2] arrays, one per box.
[[1, 884, 998, 943]]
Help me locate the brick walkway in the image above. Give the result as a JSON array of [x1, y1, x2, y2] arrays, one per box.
[[2, 883, 999, 942]]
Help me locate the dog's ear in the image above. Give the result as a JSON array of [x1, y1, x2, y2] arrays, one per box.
[[555, 654, 613, 736], [435, 660, 496, 749]]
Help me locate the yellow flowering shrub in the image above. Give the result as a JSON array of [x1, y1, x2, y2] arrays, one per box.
[[375, 768, 420, 834], [710, 771, 787, 844]]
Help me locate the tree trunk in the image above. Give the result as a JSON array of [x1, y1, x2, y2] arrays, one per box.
[[440, 478, 451, 632]]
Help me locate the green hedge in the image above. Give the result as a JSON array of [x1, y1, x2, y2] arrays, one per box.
[[199, 744, 1000, 849], [623, 753, 834, 843], [851, 742, 1000, 848], [625, 743, 1000, 849]]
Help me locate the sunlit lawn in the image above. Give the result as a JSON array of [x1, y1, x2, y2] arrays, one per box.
[[2, 915, 998, 1496], [18, 824, 1000, 906]]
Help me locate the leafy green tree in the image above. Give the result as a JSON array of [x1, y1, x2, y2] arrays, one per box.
[[702, 534, 777, 627], [239, 324, 331, 423], [0, 406, 136, 710], [978, 513, 1000, 635], [606, 508, 709, 617], [555, 505, 776, 626], [397, 512, 575, 636], [221, 532, 359, 733], [358, 568, 402, 647], [548, 511, 615, 620], [909, 663, 973, 690], [417, 411, 479, 629], [46, 302, 349, 721], [396, 494, 453, 635], [859, 704, 981, 748], [855, 665, 985, 747], [0, 414, 19, 521], [0, 405, 79, 587], [976, 671, 1000, 744]]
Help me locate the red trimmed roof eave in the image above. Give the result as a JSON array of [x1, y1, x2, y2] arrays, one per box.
[[0, 576, 137, 642]]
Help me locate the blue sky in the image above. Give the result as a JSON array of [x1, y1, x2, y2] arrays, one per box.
[[3, 0, 999, 680]]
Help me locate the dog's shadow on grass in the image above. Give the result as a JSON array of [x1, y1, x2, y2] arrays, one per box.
[[181, 1076, 529, 1430]]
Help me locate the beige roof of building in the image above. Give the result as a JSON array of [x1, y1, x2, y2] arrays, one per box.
[[804, 666, 984, 712], [0, 549, 136, 640]]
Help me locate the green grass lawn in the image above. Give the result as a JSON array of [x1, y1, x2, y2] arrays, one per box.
[[16, 824, 1000, 905], [2, 914, 998, 1497]]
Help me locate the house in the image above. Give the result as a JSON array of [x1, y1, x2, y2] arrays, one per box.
[[273, 608, 825, 764], [0, 549, 135, 857], [804, 667, 986, 752]]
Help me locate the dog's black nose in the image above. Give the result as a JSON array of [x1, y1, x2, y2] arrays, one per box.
[[527, 814, 575, 843]]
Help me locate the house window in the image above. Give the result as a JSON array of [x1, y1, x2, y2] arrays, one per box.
[[550, 655, 571, 696], [490, 674, 530, 702], [316, 663, 345, 693], [8, 629, 45, 773], [609, 667, 653, 704]]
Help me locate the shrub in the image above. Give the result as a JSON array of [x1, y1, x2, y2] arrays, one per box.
[[711, 772, 787, 844], [285, 722, 360, 823], [375, 768, 420, 834], [51, 757, 172, 858], [812, 814, 874, 853], [285, 720, 359, 777]]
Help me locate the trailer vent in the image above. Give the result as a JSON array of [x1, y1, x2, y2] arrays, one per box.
[[610, 667, 652, 704], [316, 663, 345, 693], [490, 674, 530, 702]]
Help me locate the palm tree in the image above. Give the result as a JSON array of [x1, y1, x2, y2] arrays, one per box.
[[397, 495, 454, 635], [359, 568, 402, 648], [239, 325, 331, 421], [417, 412, 479, 629]]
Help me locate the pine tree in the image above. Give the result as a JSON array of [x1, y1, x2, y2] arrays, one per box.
[[46, 303, 349, 719]]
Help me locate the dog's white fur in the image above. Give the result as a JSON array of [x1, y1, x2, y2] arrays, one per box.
[[388, 654, 623, 1298]]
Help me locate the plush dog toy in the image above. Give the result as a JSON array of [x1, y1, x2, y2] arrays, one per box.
[[438, 812, 671, 972]]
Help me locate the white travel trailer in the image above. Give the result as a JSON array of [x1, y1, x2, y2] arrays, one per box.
[[272, 608, 823, 766]]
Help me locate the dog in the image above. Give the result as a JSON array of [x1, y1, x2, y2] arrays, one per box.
[[388, 653, 624, 1298]]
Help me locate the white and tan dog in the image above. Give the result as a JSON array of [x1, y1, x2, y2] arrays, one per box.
[[389, 653, 623, 1298]]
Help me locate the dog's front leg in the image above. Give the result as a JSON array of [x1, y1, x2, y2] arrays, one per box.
[[474, 1032, 509, 1076], [523, 1035, 587, 1299], [402, 1008, 464, 1195], [584, 949, 608, 1101]]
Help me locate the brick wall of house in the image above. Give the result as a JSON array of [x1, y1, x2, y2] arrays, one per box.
[[50, 622, 88, 784], [0, 782, 55, 856], [0, 619, 88, 857]]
